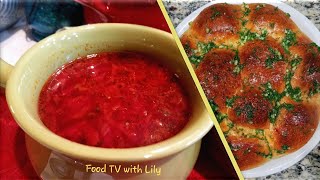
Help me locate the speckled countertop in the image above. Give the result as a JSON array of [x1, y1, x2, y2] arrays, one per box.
[[162, 0, 320, 179]]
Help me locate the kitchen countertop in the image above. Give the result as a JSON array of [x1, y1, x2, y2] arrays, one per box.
[[162, 0, 320, 179]]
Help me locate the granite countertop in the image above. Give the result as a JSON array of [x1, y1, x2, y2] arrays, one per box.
[[162, 0, 320, 179]]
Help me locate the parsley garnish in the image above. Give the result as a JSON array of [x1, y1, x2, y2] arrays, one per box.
[[256, 152, 273, 159], [309, 80, 320, 97], [226, 96, 239, 108], [307, 66, 320, 75], [260, 82, 295, 123], [282, 29, 297, 54], [235, 103, 255, 121], [209, 100, 228, 123], [241, 19, 248, 26], [309, 42, 320, 52], [189, 55, 203, 66], [269, 103, 294, 123], [255, 4, 265, 11], [284, 57, 302, 102], [239, 28, 267, 44], [197, 42, 217, 55], [211, 7, 221, 19], [276, 145, 290, 154], [261, 82, 283, 102], [284, 71, 302, 102], [188, 42, 217, 66], [232, 50, 244, 74], [242, 3, 251, 16], [265, 47, 284, 68], [256, 129, 264, 135], [269, 22, 275, 29], [282, 145, 290, 150]]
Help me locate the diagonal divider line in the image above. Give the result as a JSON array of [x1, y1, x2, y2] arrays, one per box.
[[156, 0, 244, 179]]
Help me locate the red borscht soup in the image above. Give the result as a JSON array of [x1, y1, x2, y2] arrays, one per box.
[[38, 52, 190, 148]]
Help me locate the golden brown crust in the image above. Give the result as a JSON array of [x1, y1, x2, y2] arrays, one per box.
[[192, 4, 241, 44], [227, 136, 270, 170], [196, 49, 241, 110], [273, 103, 319, 152], [239, 39, 287, 91], [248, 4, 298, 39], [290, 44, 320, 98], [228, 89, 272, 129], [182, 3, 320, 170]]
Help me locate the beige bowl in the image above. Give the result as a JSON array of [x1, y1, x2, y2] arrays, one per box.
[[0, 23, 213, 179]]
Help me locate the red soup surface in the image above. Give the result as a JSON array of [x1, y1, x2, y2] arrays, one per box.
[[38, 52, 190, 148]]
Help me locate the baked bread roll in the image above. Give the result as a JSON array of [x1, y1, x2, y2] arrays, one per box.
[[181, 3, 320, 170]]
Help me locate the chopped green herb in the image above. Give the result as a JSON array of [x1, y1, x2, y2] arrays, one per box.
[[234, 64, 244, 74], [265, 47, 284, 68], [290, 56, 302, 70], [308, 67, 318, 75], [282, 145, 290, 150], [280, 56, 302, 101], [255, 4, 265, 11], [276, 144, 290, 154], [309, 80, 320, 97], [218, 44, 233, 49], [233, 50, 240, 65], [281, 103, 294, 111], [241, 19, 248, 26], [244, 148, 251, 154], [227, 122, 234, 129], [235, 103, 255, 121], [242, 3, 251, 16], [226, 96, 239, 108], [216, 113, 228, 123], [235, 107, 242, 116], [310, 42, 320, 52], [307, 66, 320, 75], [269, 107, 280, 123], [261, 82, 283, 102], [245, 104, 255, 120], [183, 43, 191, 54], [209, 100, 219, 111], [274, 7, 279, 11], [286, 13, 291, 17], [282, 29, 297, 54], [259, 29, 268, 40], [189, 55, 203, 66], [284, 70, 302, 102], [269, 103, 294, 123], [232, 50, 244, 74], [211, 7, 221, 19], [209, 100, 228, 123], [256, 129, 264, 135], [256, 152, 273, 159], [269, 22, 275, 29], [286, 85, 302, 102], [197, 42, 217, 55], [187, 42, 218, 66], [261, 82, 295, 123], [239, 28, 267, 44]]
